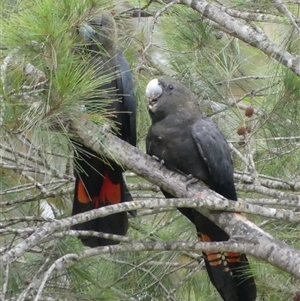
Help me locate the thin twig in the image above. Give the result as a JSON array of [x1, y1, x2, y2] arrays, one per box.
[[139, 0, 181, 70]]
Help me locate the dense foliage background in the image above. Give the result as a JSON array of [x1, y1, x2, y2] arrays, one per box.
[[1, 0, 300, 300]]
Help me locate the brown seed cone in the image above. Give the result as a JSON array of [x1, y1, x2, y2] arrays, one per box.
[[237, 126, 247, 135], [237, 125, 251, 135], [293, 291, 300, 301], [245, 106, 254, 117]]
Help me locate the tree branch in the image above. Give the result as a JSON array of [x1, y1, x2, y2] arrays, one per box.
[[179, 0, 300, 76], [17, 240, 254, 301], [69, 117, 300, 278], [2, 116, 300, 280], [269, 0, 300, 34]]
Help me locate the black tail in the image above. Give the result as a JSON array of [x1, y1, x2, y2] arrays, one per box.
[[71, 147, 132, 247], [182, 207, 256, 301], [199, 232, 256, 301], [163, 190, 256, 301]]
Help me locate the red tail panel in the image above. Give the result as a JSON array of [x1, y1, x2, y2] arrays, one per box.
[[198, 232, 256, 301], [77, 179, 90, 204], [199, 233, 242, 269], [76, 172, 122, 208], [226, 252, 243, 264], [93, 172, 121, 208]]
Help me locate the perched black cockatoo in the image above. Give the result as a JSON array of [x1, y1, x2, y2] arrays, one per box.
[[71, 12, 136, 247], [145, 77, 256, 301]]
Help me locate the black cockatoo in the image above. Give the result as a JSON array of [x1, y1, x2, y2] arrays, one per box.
[[71, 12, 136, 247], [145, 77, 256, 301]]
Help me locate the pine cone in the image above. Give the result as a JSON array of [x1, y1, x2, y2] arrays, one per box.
[[245, 106, 254, 117]]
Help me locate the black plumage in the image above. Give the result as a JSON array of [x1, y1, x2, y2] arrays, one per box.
[[71, 12, 136, 247], [146, 77, 256, 301]]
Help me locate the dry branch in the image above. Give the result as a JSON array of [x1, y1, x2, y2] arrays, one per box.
[[179, 0, 300, 76], [69, 118, 300, 278]]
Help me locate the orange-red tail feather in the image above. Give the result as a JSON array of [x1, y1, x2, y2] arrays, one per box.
[[96, 171, 121, 207], [71, 164, 129, 247], [198, 232, 256, 301], [77, 179, 90, 204]]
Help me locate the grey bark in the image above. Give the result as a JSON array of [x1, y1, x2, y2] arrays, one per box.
[[70, 118, 300, 278], [179, 0, 300, 76]]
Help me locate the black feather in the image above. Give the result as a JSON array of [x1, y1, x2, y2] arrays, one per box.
[[146, 77, 256, 301], [71, 12, 136, 247]]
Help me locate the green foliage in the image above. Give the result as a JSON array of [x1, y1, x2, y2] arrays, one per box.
[[2, 1, 300, 301], [0, 0, 131, 299], [1, 0, 118, 136]]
